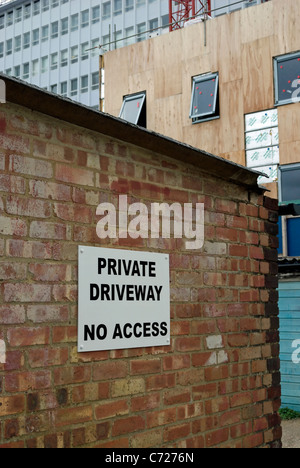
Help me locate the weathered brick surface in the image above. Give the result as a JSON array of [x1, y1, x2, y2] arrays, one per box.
[[0, 102, 280, 448]]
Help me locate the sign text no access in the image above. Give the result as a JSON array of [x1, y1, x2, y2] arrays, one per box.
[[78, 246, 170, 352]]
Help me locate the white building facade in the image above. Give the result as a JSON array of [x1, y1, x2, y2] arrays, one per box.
[[0, 0, 170, 108]]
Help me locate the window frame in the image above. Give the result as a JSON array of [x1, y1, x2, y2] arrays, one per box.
[[119, 92, 146, 126], [190, 72, 219, 123], [278, 164, 300, 258], [274, 51, 300, 106]]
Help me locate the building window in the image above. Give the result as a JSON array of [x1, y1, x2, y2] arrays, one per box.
[[279, 164, 300, 257], [70, 78, 78, 96], [14, 65, 21, 78], [52, 0, 59, 8], [6, 39, 12, 56], [274, 52, 300, 106], [91, 39, 99, 57], [245, 109, 279, 186], [61, 17, 68, 35], [190, 72, 219, 123], [92, 72, 99, 90], [7, 11, 13, 26], [124, 27, 134, 46], [23, 63, 30, 79], [33, 0, 40, 16], [42, 0, 50, 12], [119, 92, 146, 127], [51, 84, 58, 94], [61, 49, 68, 67], [60, 81, 67, 97], [32, 29, 40, 46], [0, 15, 4, 30], [32, 59, 39, 76], [114, 0, 122, 16], [71, 14, 78, 31], [14, 36, 21, 52], [71, 46, 78, 63], [103, 2, 111, 20], [42, 25, 49, 42], [0, 43, 3, 58], [81, 43, 89, 61], [81, 10, 89, 28], [50, 52, 58, 70], [125, 0, 134, 12], [137, 23, 146, 42], [24, 4, 31, 19], [15, 8, 22, 23], [51, 21, 59, 39], [23, 32, 30, 49], [81, 75, 89, 94], [92, 6, 100, 24], [41, 56, 48, 73]]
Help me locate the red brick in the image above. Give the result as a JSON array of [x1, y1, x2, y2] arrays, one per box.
[[164, 423, 191, 442], [0, 395, 25, 416], [7, 239, 52, 259], [206, 428, 229, 447], [95, 399, 129, 420], [54, 203, 92, 223], [27, 305, 69, 323], [147, 408, 177, 429], [130, 359, 161, 375], [93, 361, 128, 381], [28, 348, 68, 368], [131, 393, 161, 412], [0, 174, 26, 194], [112, 416, 145, 436], [5, 370, 51, 392], [4, 284, 51, 303], [0, 305, 25, 324], [29, 180, 72, 201], [0, 215, 27, 237], [55, 163, 94, 186], [28, 264, 70, 282], [0, 134, 30, 154], [7, 327, 50, 347], [30, 221, 67, 240], [55, 406, 93, 428], [9, 154, 52, 178], [0, 262, 26, 280], [6, 195, 51, 218]]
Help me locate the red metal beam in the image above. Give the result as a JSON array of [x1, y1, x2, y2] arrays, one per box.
[[169, 0, 211, 32]]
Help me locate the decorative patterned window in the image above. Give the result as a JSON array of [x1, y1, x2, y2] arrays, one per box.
[[245, 109, 279, 185], [190, 73, 219, 123]]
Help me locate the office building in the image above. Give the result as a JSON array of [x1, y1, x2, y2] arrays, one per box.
[[0, 0, 170, 109]]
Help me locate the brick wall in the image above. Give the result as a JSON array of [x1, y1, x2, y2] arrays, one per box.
[[0, 101, 280, 448]]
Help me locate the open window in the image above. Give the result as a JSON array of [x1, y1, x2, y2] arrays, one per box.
[[119, 92, 146, 127], [190, 72, 219, 123], [274, 52, 300, 106]]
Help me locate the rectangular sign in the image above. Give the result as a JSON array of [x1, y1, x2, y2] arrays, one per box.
[[78, 246, 170, 352]]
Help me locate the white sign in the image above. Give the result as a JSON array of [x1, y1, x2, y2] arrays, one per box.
[[78, 246, 170, 352]]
